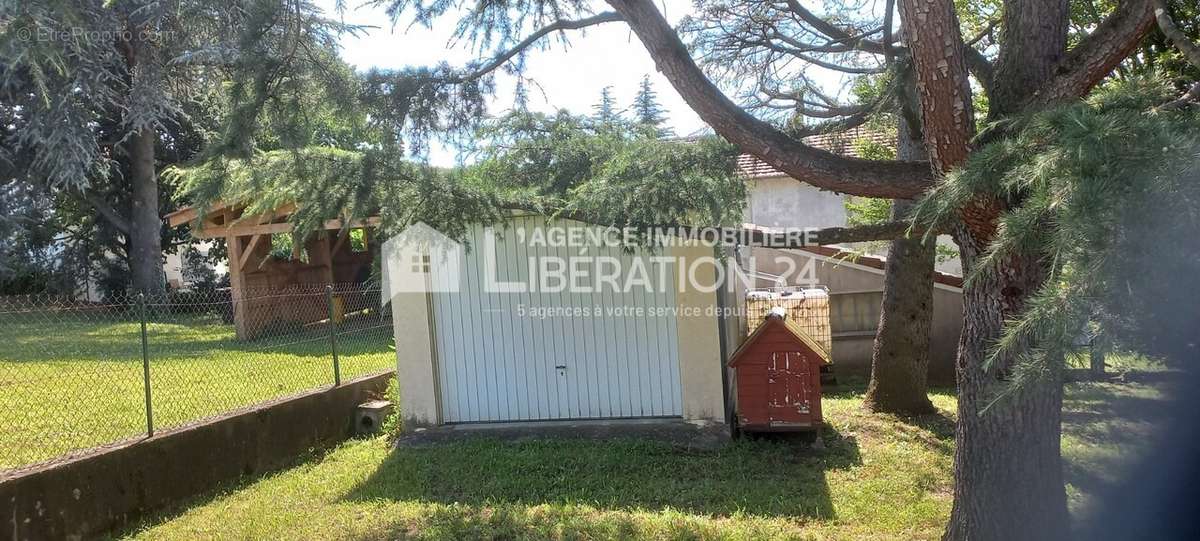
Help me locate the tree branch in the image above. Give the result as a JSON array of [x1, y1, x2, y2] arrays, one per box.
[[803, 221, 929, 246], [730, 31, 895, 65], [882, 0, 896, 64], [78, 191, 131, 235], [965, 17, 1000, 46], [788, 110, 874, 137], [896, 0, 974, 172], [755, 85, 873, 117], [789, 52, 885, 74], [449, 12, 624, 83], [741, 221, 940, 247], [897, 0, 995, 241], [758, 28, 869, 55], [605, 0, 934, 199], [783, 0, 890, 54], [964, 47, 995, 94], [1162, 81, 1200, 109], [1036, 0, 1156, 104], [1152, 0, 1200, 69]]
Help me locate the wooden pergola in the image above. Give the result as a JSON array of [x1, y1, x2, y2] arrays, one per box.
[[166, 201, 381, 339]]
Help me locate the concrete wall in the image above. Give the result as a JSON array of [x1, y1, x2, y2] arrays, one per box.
[[742, 247, 961, 385], [671, 244, 726, 422], [744, 176, 848, 229], [0, 372, 393, 540], [391, 290, 439, 428], [927, 286, 962, 384]]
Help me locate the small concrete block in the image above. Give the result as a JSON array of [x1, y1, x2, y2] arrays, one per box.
[[355, 400, 394, 435], [359, 400, 393, 413]]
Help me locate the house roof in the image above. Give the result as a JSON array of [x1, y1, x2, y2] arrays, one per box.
[[728, 311, 833, 367], [736, 127, 895, 179]]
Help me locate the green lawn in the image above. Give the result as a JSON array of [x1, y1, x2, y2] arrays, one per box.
[[0, 310, 394, 470], [118, 377, 1172, 540]]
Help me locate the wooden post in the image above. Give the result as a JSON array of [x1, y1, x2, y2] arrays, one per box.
[[227, 233, 250, 340], [320, 233, 336, 285], [1090, 333, 1108, 377]]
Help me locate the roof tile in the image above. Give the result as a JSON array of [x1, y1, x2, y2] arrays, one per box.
[[736, 127, 895, 178]]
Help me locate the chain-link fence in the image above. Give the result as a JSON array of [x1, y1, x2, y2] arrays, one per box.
[[0, 282, 394, 473]]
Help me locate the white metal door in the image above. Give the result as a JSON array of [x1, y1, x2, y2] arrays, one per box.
[[429, 216, 684, 422]]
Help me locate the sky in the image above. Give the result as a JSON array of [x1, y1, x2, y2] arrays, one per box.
[[314, 0, 706, 166]]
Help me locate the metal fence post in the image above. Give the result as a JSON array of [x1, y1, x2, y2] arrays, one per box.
[[326, 285, 341, 386], [138, 293, 154, 437]]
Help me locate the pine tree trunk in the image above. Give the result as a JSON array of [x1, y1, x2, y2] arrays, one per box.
[[862, 200, 937, 414], [863, 116, 937, 414], [942, 227, 1068, 541], [942, 1, 1071, 534], [127, 126, 165, 296], [889, 0, 1074, 534]]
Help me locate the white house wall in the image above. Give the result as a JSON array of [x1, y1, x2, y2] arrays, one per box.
[[745, 175, 848, 229]]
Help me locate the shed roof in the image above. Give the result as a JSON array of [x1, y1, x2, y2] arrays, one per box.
[[729, 312, 833, 367]]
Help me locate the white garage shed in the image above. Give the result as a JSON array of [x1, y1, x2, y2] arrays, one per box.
[[386, 215, 729, 428]]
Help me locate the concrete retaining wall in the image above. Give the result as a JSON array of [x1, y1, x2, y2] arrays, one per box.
[[1, 371, 393, 540]]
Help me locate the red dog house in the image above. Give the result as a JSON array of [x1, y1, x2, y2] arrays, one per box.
[[729, 308, 831, 432]]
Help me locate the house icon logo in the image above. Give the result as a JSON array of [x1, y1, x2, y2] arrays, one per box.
[[380, 222, 463, 302]]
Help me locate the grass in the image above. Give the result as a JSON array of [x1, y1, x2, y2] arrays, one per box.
[[117, 377, 1174, 541], [6, 309, 1168, 540], [1062, 379, 1173, 511], [0, 310, 394, 470], [118, 389, 953, 540]]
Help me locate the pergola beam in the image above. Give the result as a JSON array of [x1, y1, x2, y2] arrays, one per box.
[[324, 217, 382, 230], [180, 211, 381, 239], [191, 222, 294, 239], [165, 200, 230, 228], [331, 228, 352, 255], [238, 234, 265, 271]]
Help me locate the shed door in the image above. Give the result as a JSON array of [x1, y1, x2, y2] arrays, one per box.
[[766, 351, 812, 424], [429, 217, 684, 423]]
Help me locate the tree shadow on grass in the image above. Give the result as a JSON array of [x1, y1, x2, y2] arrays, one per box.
[[893, 409, 957, 456], [342, 426, 860, 520], [1062, 381, 1175, 438], [823, 384, 956, 457], [1061, 380, 1176, 496]]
